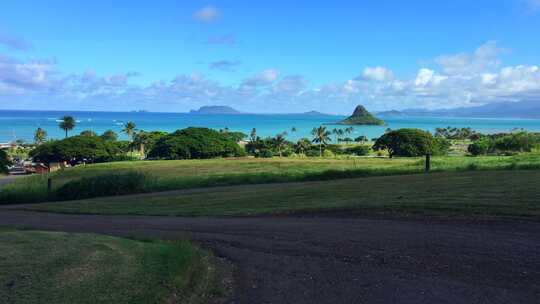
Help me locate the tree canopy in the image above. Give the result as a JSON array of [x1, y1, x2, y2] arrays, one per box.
[[29, 136, 121, 164], [58, 116, 76, 138], [148, 127, 244, 159], [0, 150, 11, 174], [373, 128, 434, 157]]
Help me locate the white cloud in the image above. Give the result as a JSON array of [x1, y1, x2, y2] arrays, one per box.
[[2, 41, 540, 113], [193, 6, 220, 23], [414, 69, 435, 86], [360, 66, 394, 82], [435, 41, 502, 75], [241, 69, 280, 87]]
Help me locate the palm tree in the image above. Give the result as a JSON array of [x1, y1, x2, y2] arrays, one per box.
[[122, 121, 137, 141], [337, 129, 344, 143], [331, 128, 339, 143], [311, 126, 331, 157], [250, 128, 257, 142], [34, 127, 47, 145], [59, 116, 75, 138], [132, 130, 149, 159], [295, 138, 311, 154], [345, 127, 354, 136], [291, 126, 297, 133], [273, 132, 288, 157]]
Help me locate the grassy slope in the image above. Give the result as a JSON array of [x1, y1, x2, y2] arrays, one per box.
[[27, 170, 540, 219], [0, 229, 221, 304], [3, 154, 540, 204]]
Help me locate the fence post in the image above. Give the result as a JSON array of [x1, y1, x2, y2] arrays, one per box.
[[47, 178, 52, 192], [425, 154, 431, 172]]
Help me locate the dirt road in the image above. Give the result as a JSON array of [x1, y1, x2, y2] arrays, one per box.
[[0, 209, 538, 303]]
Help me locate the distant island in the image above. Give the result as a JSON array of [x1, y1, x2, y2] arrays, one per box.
[[376, 110, 405, 117], [302, 110, 331, 116], [337, 105, 385, 125], [189, 105, 242, 115]]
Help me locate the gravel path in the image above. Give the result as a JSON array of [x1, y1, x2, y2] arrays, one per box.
[[0, 210, 539, 303]]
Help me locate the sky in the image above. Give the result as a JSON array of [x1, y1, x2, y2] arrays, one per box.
[[0, 0, 540, 114]]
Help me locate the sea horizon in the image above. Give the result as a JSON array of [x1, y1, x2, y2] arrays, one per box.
[[2, 109, 540, 143]]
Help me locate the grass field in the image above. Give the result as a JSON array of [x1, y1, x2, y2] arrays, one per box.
[[2, 154, 540, 204], [25, 170, 540, 219], [0, 229, 222, 304]]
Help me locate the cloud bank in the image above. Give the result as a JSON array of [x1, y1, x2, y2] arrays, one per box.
[[1, 42, 539, 113]]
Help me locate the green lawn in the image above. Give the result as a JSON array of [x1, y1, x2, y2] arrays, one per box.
[[26, 170, 540, 219], [3, 154, 540, 204], [0, 229, 222, 304]]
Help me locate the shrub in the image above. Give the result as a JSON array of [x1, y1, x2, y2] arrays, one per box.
[[322, 149, 335, 158], [29, 136, 122, 164], [325, 144, 345, 155], [148, 127, 244, 159], [467, 132, 539, 156], [255, 149, 274, 158], [468, 138, 492, 156], [493, 132, 537, 153], [55, 171, 147, 201], [345, 145, 370, 156], [432, 137, 451, 156], [0, 150, 11, 174], [373, 128, 434, 157], [305, 149, 321, 157]]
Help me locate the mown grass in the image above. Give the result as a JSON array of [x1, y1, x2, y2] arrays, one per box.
[[0, 229, 222, 304], [2, 154, 540, 204], [26, 170, 540, 219]]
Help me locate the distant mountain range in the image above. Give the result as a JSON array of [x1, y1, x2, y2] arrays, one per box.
[[377, 100, 540, 119]]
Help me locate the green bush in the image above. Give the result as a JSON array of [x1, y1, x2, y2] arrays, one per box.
[[325, 144, 344, 155], [373, 128, 434, 157], [55, 171, 147, 201], [432, 137, 451, 156], [344, 145, 370, 156], [305, 149, 321, 157], [0, 150, 11, 174], [322, 149, 335, 158], [467, 132, 538, 156], [148, 127, 245, 159], [255, 149, 274, 158], [468, 138, 492, 156], [29, 136, 122, 164], [493, 132, 537, 153]]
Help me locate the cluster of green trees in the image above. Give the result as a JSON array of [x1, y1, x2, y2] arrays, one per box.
[[433, 125, 539, 156], [148, 128, 244, 159], [245, 126, 372, 158], [434, 127, 480, 140], [467, 132, 539, 156], [373, 129, 450, 158], [21, 116, 540, 166]]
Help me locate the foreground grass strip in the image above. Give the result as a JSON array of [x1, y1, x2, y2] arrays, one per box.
[[3, 154, 540, 204], [27, 170, 540, 218], [0, 230, 221, 304]]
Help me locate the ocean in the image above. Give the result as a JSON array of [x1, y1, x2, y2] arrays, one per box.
[[2, 110, 540, 143]]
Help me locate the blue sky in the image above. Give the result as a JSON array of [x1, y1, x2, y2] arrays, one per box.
[[1, 0, 540, 114]]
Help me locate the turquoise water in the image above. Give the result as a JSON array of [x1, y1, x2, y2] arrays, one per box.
[[2, 110, 540, 143]]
